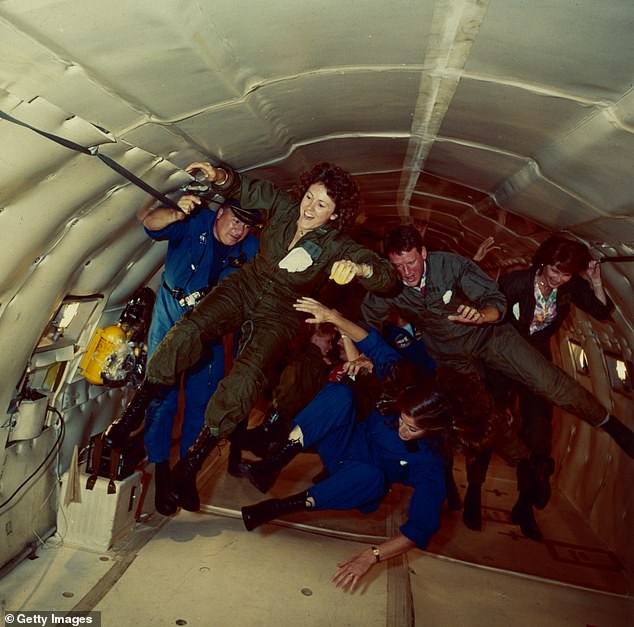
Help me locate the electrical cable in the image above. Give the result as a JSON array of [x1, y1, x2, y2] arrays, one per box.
[[0, 407, 65, 510]]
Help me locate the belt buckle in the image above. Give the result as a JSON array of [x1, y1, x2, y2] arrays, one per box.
[[184, 292, 201, 307]]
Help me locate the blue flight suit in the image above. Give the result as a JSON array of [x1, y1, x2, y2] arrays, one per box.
[[382, 321, 436, 373], [144, 207, 259, 461], [295, 331, 445, 549]]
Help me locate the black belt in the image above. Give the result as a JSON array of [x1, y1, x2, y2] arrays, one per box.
[[162, 280, 209, 308]]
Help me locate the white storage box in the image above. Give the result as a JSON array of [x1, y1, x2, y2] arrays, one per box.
[[57, 468, 142, 551]]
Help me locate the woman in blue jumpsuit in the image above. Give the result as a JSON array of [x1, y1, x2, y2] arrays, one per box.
[[240, 299, 448, 591]]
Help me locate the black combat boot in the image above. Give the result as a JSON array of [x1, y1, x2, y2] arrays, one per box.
[[227, 420, 247, 477], [153, 461, 177, 516], [239, 438, 303, 494], [529, 454, 555, 510], [602, 416, 634, 459], [511, 458, 543, 541], [462, 483, 482, 530], [241, 491, 309, 531], [511, 495, 543, 541], [444, 463, 463, 511], [237, 410, 288, 458], [103, 381, 167, 448], [171, 425, 218, 512]]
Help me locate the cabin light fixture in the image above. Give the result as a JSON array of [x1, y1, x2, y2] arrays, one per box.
[[38, 297, 103, 349], [603, 352, 632, 396], [567, 340, 589, 376], [57, 302, 80, 332], [39, 301, 81, 346]]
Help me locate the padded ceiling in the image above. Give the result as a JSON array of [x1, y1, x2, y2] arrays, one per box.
[[0, 0, 633, 351]]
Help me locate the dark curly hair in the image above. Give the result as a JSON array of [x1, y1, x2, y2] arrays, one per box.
[[531, 234, 591, 275], [292, 162, 360, 231]]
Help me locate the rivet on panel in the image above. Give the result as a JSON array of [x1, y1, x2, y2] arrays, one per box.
[[301, 588, 313, 596]]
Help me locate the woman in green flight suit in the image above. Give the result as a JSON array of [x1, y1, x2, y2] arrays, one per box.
[[147, 160, 398, 512]]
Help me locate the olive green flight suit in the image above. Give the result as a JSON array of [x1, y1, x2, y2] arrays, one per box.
[[147, 168, 397, 437], [362, 251, 609, 428]]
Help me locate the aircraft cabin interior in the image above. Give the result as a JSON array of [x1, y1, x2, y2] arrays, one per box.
[[0, 1, 633, 625]]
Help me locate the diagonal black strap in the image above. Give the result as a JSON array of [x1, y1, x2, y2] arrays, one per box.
[[95, 151, 181, 209], [0, 108, 93, 154], [0, 109, 183, 211], [598, 255, 634, 264]]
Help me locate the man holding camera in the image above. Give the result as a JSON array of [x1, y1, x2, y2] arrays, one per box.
[[137, 186, 261, 515]]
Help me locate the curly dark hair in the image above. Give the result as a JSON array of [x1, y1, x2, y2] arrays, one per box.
[[531, 234, 591, 275], [383, 224, 425, 257], [292, 162, 360, 231]]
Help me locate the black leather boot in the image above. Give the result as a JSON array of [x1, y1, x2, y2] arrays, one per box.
[[529, 454, 555, 510], [511, 495, 543, 541], [227, 420, 247, 477], [238, 410, 287, 458], [103, 380, 167, 448], [239, 438, 303, 494], [462, 483, 482, 530], [171, 425, 218, 511], [241, 491, 309, 531], [602, 416, 634, 459], [512, 459, 543, 541], [444, 464, 463, 511], [154, 461, 177, 516]]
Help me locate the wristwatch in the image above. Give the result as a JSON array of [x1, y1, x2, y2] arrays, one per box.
[[371, 546, 381, 562]]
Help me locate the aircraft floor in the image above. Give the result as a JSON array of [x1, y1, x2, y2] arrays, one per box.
[[1, 446, 632, 626]]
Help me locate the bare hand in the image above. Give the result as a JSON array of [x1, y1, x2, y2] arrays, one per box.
[[185, 161, 224, 183], [584, 260, 602, 286], [448, 304, 485, 325], [332, 552, 375, 592], [330, 260, 370, 285], [473, 236, 500, 262], [343, 355, 374, 377], [293, 297, 334, 324], [177, 194, 202, 216]]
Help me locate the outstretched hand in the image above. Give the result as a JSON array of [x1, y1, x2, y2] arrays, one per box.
[[473, 236, 500, 262], [447, 304, 486, 325], [584, 260, 602, 286], [293, 297, 335, 324], [332, 552, 375, 592]]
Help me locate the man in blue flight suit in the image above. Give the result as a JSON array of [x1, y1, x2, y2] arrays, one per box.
[[137, 189, 261, 515]]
